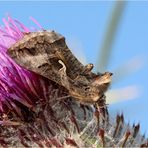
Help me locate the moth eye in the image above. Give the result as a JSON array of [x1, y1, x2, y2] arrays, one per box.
[[84, 87, 90, 91]]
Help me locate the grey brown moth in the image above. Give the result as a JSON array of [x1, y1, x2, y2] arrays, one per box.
[[7, 30, 112, 105]]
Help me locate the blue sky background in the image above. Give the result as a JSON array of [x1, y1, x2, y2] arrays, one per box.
[[0, 1, 148, 137]]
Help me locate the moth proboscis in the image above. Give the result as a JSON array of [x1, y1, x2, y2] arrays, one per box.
[[7, 30, 112, 105]]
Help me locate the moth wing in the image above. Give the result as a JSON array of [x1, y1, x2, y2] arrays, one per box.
[[7, 31, 64, 78]]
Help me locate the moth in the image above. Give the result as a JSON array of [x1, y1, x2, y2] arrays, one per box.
[[7, 30, 112, 104]]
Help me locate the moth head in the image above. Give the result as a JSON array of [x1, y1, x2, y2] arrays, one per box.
[[69, 72, 112, 104], [92, 72, 113, 87]]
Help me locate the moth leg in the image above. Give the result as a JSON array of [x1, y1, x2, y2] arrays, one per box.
[[58, 60, 70, 89]]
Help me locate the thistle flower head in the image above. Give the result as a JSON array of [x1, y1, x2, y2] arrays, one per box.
[[0, 16, 147, 147]]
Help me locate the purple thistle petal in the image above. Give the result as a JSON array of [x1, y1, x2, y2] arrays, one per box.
[[14, 19, 30, 33], [0, 17, 49, 115], [2, 18, 14, 36], [29, 16, 44, 30], [3, 34, 18, 41], [7, 16, 24, 38]]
